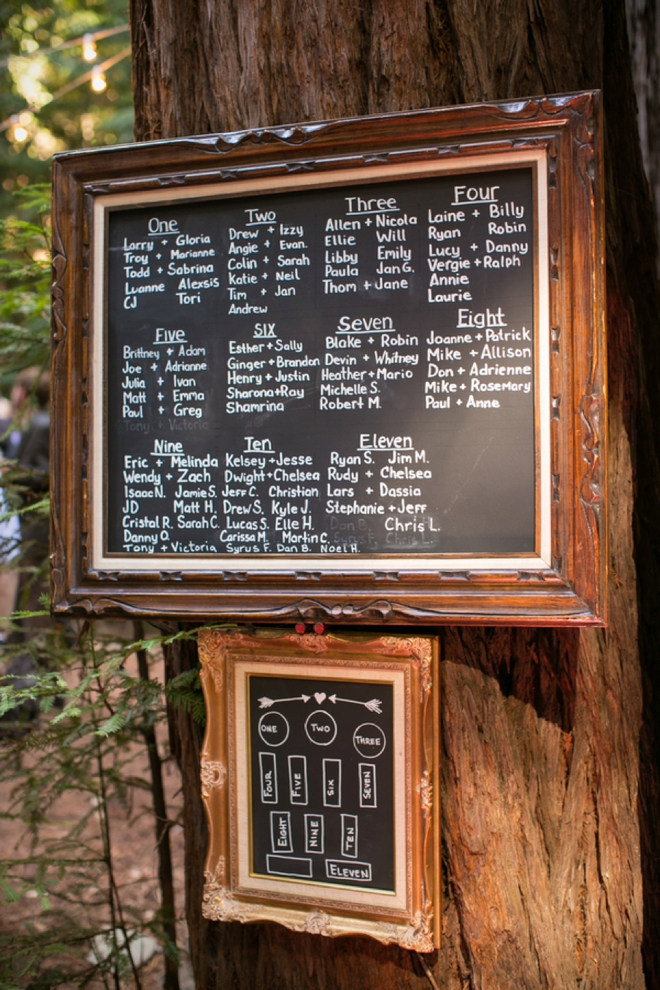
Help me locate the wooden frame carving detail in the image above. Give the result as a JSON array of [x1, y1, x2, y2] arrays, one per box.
[[198, 629, 441, 950], [51, 91, 606, 624]]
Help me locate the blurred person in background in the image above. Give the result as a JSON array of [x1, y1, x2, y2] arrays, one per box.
[[1, 368, 50, 645], [0, 394, 21, 644]]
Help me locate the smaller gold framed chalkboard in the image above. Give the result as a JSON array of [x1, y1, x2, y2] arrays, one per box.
[[198, 629, 440, 950]]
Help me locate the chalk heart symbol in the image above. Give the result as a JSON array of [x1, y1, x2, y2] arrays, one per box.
[[314, 692, 326, 704]]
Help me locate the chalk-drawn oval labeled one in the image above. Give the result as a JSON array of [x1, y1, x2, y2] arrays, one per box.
[[353, 722, 386, 758], [305, 709, 338, 746], [258, 711, 290, 747]]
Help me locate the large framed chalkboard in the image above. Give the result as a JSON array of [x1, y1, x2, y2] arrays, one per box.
[[51, 91, 606, 624], [198, 629, 440, 950]]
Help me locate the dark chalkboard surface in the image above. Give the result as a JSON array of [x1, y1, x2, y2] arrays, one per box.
[[105, 167, 536, 560], [248, 674, 394, 891]]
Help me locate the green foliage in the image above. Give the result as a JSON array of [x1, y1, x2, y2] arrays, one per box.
[[0, 45, 187, 983], [0, 14, 219, 982], [0, 0, 133, 219], [0, 623, 182, 987], [165, 665, 206, 727], [0, 185, 51, 394]]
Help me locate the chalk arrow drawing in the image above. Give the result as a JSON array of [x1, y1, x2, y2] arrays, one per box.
[[258, 695, 311, 709], [328, 695, 382, 714]]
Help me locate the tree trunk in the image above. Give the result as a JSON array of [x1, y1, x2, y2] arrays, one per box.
[[134, 2, 660, 987]]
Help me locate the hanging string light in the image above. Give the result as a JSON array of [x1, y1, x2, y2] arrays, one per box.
[[10, 116, 28, 142], [0, 25, 128, 68], [0, 46, 130, 133], [82, 34, 98, 63], [91, 65, 107, 92]]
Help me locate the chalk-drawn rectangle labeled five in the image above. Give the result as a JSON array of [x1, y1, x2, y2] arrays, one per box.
[[323, 758, 341, 807], [288, 755, 308, 804], [259, 752, 278, 804]]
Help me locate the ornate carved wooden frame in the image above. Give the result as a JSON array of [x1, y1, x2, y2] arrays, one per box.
[[198, 629, 440, 950], [51, 91, 606, 624]]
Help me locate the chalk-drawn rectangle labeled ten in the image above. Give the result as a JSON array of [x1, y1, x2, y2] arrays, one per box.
[[323, 758, 341, 807], [304, 814, 325, 854], [270, 811, 293, 853], [266, 855, 313, 879], [288, 755, 308, 804], [259, 752, 278, 804], [341, 814, 359, 858], [359, 763, 377, 808]]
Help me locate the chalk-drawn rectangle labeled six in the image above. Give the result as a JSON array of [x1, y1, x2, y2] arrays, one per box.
[[323, 758, 341, 807]]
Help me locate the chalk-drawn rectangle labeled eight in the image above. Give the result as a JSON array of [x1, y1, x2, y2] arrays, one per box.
[[270, 810, 293, 853]]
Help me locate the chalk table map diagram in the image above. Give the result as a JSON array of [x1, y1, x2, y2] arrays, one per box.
[[248, 675, 395, 892]]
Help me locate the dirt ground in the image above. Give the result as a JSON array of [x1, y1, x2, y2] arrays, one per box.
[[0, 645, 195, 990]]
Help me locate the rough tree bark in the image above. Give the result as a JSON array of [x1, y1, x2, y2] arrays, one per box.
[[626, 0, 660, 268], [133, 2, 660, 987]]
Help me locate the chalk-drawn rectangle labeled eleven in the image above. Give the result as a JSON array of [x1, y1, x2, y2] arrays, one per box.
[[325, 859, 372, 883]]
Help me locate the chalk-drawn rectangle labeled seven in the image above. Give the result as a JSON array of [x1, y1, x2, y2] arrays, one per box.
[[358, 763, 377, 808], [323, 758, 342, 807], [259, 752, 278, 804]]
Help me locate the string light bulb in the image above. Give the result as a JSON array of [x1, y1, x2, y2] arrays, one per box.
[[82, 34, 97, 62], [91, 65, 107, 93], [10, 115, 28, 142]]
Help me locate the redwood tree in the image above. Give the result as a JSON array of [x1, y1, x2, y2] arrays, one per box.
[[130, 2, 660, 987]]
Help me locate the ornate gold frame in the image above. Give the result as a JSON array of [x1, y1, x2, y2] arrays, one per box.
[[198, 629, 440, 950], [51, 92, 606, 625]]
